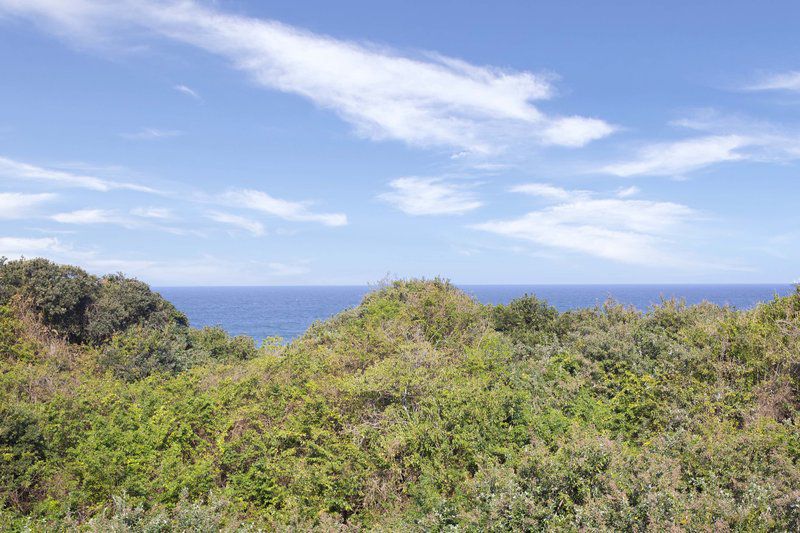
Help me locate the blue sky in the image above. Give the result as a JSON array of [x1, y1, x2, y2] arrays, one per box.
[[0, 0, 798, 285]]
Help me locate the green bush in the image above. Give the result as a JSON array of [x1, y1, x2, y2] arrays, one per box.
[[0, 404, 46, 514], [0, 258, 99, 342], [0, 259, 187, 345], [0, 307, 37, 362], [98, 323, 194, 381], [84, 273, 188, 344], [98, 324, 259, 381], [492, 293, 560, 347], [1, 266, 799, 530]]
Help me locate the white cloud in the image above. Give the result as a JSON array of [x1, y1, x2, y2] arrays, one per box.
[[0, 236, 63, 258], [745, 71, 800, 92], [131, 206, 172, 219], [174, 84, 200, 99], [541, 116, 616, 147], [0, 0, 614, 152], [0, 155, 157, 192], [206, 211, 265, 236], [267, 261, 310, 276], [671, 110, 800, 163], [510, 183, 590, 201], [51, 208, 122, 225], [223, 189, 347, 227], [121, 127, 183, 140], [600, 135, 750, 177], [83, 255, 313, 285], [473, 186, 698, 266], [601, 111, 800, 178], [616, 185, 640, 198], [379, 177, 482, 216], [0, 192, 57, 218], [52, 208, 201, 235]]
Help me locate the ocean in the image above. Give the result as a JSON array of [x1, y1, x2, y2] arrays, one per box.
[[155, 284, 796, 342]]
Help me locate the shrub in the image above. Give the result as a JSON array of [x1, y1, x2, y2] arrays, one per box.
[[98, 323, 194, 381], [0, 259, 187, 345], [1, 267, 799, 530], [188, 326, 258, 363], [0, 404, 46, 513], [0, 258, 99, 342], [0, 306, 37, 362], [492, 293, 560, 347], [85, 273, 188, 344]]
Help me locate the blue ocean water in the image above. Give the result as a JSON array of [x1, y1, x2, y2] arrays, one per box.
[[156, 284, 795, 342]]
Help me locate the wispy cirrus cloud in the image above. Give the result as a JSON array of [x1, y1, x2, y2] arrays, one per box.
[[510, 182, 591, 201], [0, 236, 64, 258], [51, 208, 127, 225], [744, 71, 800, 92], [131, 206, 173, 219], [616, 185, 640, 198], [84, 255, 312, 285], [599, 109, 800, 179], [223, 189, 347, 227], [599, 135, 750, 177], [206, 211, 265, 237], [173, 84, 201, 100], [0, 192, 57, 219], [379, 177, 482, 216], [0, 0, 614, 153], [473, 185, 700, 266], [120, 127, 183, 140], [267, 261, 310, 276], [0, 155, 157, 193], [51, 207, 199, 236]]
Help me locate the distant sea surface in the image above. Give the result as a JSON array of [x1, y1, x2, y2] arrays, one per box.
[[156, 284, 795, 342]]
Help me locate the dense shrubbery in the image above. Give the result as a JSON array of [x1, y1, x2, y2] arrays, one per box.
[[0, 258, 187, 345], [84, 273, 188, 344], [0, 258, 99, 343], [1, 258, 798, 531], [99, 324, 260, 381]]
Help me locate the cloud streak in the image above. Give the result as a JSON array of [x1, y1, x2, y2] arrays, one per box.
[[0, 0, 614, 153], [206, 211, 265, 236], [745, 71, 800, 92], [51, 208, 126, 225], [473, 186, 699, 266], [0, 192, 57, 219], [599, 135, 750, 177], [174, 84, 201, 99], [510, 183, 590, 201], [131, 206, 173, 219], [0, 155, 157, 193], [120, 127, 183, 140], [379, 177, 482, 216], [223, 189, 347, 227], [0, 236, 63, 258]]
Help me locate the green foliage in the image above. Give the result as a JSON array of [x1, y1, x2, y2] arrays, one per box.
[[98, 323, 193, 380], [0, 307, 37, 362], [0, 258, 99, 342], [1, 263, 799, 530], [0, 259, 186, 344], [492, 293, 560, 347], [0, 404, 46, 514], [99, 324, 259, 381], [84, 273, 188, 344]]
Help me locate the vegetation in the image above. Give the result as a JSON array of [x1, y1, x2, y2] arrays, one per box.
[[1, 258, 798, 531]]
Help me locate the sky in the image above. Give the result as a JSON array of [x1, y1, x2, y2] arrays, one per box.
[[0, 0, 798, 285]]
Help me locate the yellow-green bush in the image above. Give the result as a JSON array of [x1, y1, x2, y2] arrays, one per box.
[[1, 261, 799, 531]]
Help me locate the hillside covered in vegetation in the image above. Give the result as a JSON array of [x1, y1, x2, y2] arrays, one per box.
[[1, 258, 798, 531]]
